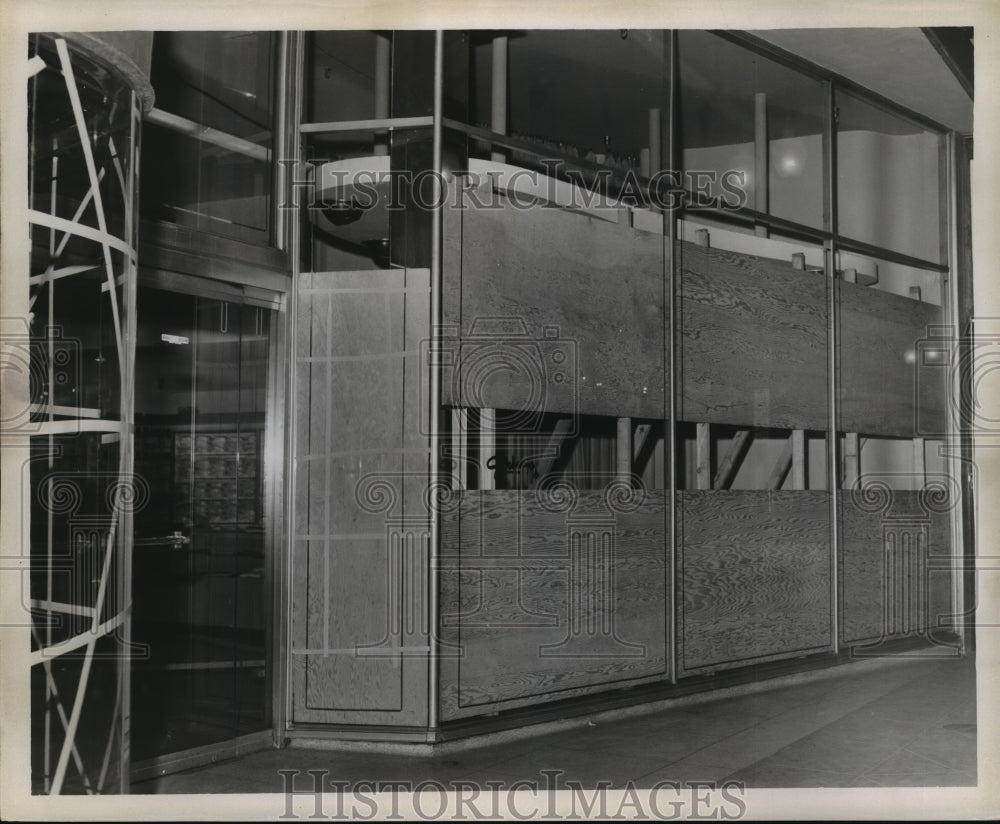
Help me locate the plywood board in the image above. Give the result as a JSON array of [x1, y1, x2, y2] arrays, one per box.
[[438, 489, 667, 718], [443, 198, 667, 419], [839, 281, 946, 437], [678, 490, 832, 672], [839, 489, 954, 646], [676, 241, 829, 431]]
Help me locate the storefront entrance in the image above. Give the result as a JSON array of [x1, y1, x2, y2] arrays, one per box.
[[130, 282, 278, 771]]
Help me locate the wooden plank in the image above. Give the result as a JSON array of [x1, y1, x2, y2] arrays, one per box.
[[617, 417, 632, 481], [677, 240, 828, 431], [438, 490, 667, 716], [839, 280, 945, 437], [446, 201, 665, 419], [839, 490, 952, 645], [696, 423, 711, 490], [679, 490, 831, 672], [791, 429, 806, 490]]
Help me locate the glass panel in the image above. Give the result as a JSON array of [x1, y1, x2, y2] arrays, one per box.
[[307, 31, 382, 123], [499, 30, 669, 173], [678, 31, 826, 229], [131, 288, 272, 762], [835, 251, 957, 651], [141, 32, 277, 241], [836, 90, 943, 262]]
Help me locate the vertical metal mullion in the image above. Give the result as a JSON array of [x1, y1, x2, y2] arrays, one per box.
[[944, 132, 966, 651], [277, 27, 303, 750], [825, 79, 840, 654], [119, 90, 139, 793], [666, 28, 678, 685], [428, 29, 444, 731], [272, 32, 289, 252]]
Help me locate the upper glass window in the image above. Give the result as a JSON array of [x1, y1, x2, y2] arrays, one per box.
[[836, 90, 943, 263], [141, 31, 277, 243], [678, 31, 826, 231], [482, 30, 669, 173]]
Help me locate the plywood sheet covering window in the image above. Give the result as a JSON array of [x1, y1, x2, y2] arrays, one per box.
[[839, 490, 954, 646], [838, 281, 945, 438], [679, 491, 832, 672], [438, 489, 667, 719], [676, 241, 829, 431], [291, 268, 431, 726], [442, 196, 666, 420]]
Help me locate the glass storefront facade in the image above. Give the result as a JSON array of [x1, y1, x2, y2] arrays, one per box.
[[18, 27, 971, 794]]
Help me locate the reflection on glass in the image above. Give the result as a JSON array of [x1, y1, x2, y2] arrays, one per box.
[[307, 31, 381, 123], [678, 30, 825, 229], [836, 91, 942, 262], [494, 30, 668, 172], [131, 288, 272, 763], [141, 32, 277, 241]]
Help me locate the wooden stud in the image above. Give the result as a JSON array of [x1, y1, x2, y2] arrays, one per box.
[[694, 228, 710, 248], [843, 433, 860, 490], [533, 416, 575, 481], [696, 422, 711, 490], [841, 267, 861, 491], [639, 147, 651, 178], [909, 285, 922, 302], [451, 408, 468, 490], [652, 434, 665, 490], [648, 107, 662, 174], [491, 36, 508, 163], [791, 429, 806, 489], [374, 33, 391, 156], [713, 429, 753, 490], [479, 408, 496, 490], [913, 437, 926, 490], [767, 437, 794, 490], [617, 417, 632, 481], [754, 92, 769, 239], [632, 422, 654, 481], [791, 252, 806, 271]]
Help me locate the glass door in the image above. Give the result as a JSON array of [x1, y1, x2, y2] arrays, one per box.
[[131, 285, 274, 765]]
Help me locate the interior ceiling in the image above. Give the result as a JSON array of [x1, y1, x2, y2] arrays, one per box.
[[748, 28, 973, 134]]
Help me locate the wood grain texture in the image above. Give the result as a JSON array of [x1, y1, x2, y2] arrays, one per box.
[[678, 491, 832, 672], [291, 269, 430, 726], [839, 490, 953, 646], [443, 198, 667, 419], [839, 281, 945, 437], [438, 489, 668, 719], [677, 241, 829, 431]]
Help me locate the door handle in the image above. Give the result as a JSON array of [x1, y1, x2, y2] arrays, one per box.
[[134, 531, 190, 549]]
